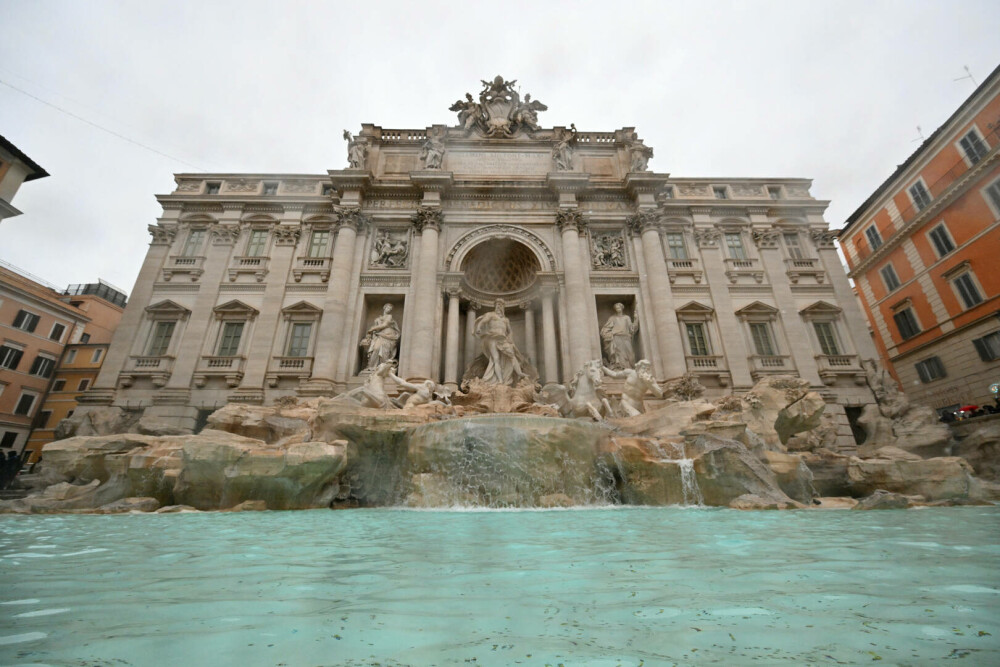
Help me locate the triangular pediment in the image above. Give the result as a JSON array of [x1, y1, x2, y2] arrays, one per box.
[[735, 301, 779, 316], [799, 301, 842, 316], [213, 300, 259, 317], [281, 301, 322, 315], [676, 301, 715, 315], [145, 299, 191, 315]]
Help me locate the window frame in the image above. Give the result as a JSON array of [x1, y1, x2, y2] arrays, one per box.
[[308, 229, 332, 258], [28, 354, 57, 378], [981, 176, 1000, 219], [880, 263, 901, 292], [181, 228, 207, 257], [146, 320, 177, 357], [91, 349, 103, 363], [0, 343, 25, 370], [65, 349, 77, 364], [864, 225, 883, 251], [13, 391, 37, 417], [52, 379, 66, 392], [782, 232, 804, 260], [244, 228, 270, 258], [891, 305, 922, 341], [956, 125, 989, 166], [12, 309, 40, 333], [286, 322, 314, 357], [724, 232, 747, 260], [216, 321, 246, 357], [950, 270, 984, 310], [973, 330, 1000, 362], [748, 322, 777, 356], [926, 222, 956, 259], [77, 378, 91, 391], [49, 322, 66, 342], [914, 356, 947, 383], [685, 322, 712, 357], [664, 232, 688, 260], [908, 179, 932, 212]]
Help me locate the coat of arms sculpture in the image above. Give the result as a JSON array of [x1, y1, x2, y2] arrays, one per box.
[[450, 75, 548, 137]]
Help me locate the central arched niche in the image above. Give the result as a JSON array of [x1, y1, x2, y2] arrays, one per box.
[[461, 238, 540, 299]]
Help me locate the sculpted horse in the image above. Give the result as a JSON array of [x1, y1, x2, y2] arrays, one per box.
[[539, 359, 613, 421]]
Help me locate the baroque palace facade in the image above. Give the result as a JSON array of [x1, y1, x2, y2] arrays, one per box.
[[83, 76, 877, 447]]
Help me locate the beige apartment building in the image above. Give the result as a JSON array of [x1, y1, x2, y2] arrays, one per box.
[[80, 76, 878, 450]]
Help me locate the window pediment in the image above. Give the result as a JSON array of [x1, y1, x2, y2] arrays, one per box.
[[799, 301, 842, 319], [213, 300, 259, 320], [145, 300, 192, 317], [735, 301, 779, 317], [281, 301, 323, 320], [676, 301, 715, 317]]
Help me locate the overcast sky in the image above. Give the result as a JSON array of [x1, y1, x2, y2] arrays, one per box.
[[1, 0, 997, 295]]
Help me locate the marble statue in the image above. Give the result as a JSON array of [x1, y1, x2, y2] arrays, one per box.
[[474, 299, 527, 386], [450, 76, 548, 137], [592, 233, 626, 268], [600, 302, 639, 370], [513, 94, 547, 131], [864, 358, 908, 419], [629, 142, 653, 172], [552, 124, 577, 171], [361, 303, 401, 371], [333, 361, 395, 408], [388, 373, 440, 409], [369, 230, 408, 268], [602, 359, 663, 416], [539, 359, 613, 421], [449, 93, 482, 133], [343, 130, 368, 169], [419, 128, 446, 169]]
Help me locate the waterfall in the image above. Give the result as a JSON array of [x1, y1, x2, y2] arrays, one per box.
[[649, 439, 704, 507]]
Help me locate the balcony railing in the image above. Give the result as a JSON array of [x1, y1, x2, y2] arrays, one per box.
[[292, 256, 331, 282], [724, 257, 764, 284], [228, 256, 270, 282], [784, 257, 827, 284], [815, 353, 863, 385], [749, 354, 792, 374], [686, 355, 723, 369], [194, 356, 246, 387], [666, 257, 703, 284], [120, 355, 174, 388], [162, 256, 205, 282], [266, 356, 314, 387], [853, 125, 999, 263]]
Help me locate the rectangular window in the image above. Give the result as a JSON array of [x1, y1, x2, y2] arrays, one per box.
[[662, 186, 674, 199], [37, 411, 52, 429], [321, 184, 334, 196], [986, 180, 1000, 213], [28, 355, 56, 378], [147, 321, 176, 356], [783, 233, 804, 259], [52, 379, 66, 392], [182, 230, 205, 256], [12, 309, 40, 333], [205, 182, 221, 195], [713, 186, 728, 200], [973, 331, 1000, 362], [749, 322, 776, 356], [960, 130, 988, 164], [14, 393, 36, 416], [308, 230, 331, 258], [768, 186, 782, 200], [263, 182, 278, 195], [0, 344, 24, 370], [686, 323, 710, 356], [892, 308, 921, 340], [286, 323, 312, 357], [78, 378, 90, 391], [49, 323, 66, 341], [813, 322, 841, 356], [217, 322, 245, 356], [1, 432, 17, 449], [80, 333, 90, 343], [66, 349, 77, 364], [952, 273, 984, 309], [928, 224, 955, 257], [725, 233, 747, 260], [880, 264, 901, 292], [91, 349, 103, 363], [915, 356, 946, 383], [245, 230, 268, 257], [665, 233, 688, 260], [909, 181, 932, 211], [865, 225, 883, 250]]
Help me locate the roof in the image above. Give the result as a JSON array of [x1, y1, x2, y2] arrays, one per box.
[[0, 134, 49, 181], [841, 62, 1000, 234]]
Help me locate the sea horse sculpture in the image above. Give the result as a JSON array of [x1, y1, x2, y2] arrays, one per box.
[[538, 359, 613, 421]]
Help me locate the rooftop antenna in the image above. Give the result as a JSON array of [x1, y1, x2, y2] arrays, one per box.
[[912, 126, 925, 143], [954, 65, 978, 87]]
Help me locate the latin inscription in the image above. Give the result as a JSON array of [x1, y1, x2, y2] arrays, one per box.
[[445, 151, 551, 176]]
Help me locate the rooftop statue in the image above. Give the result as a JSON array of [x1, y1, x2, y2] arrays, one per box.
[[552, 124, 577, 171], [449, 75, 547, 137], [343, 129, 368, 170], [419, 127, 446, 170]]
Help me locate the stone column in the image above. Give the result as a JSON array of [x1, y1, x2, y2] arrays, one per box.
[[522, 302, 537, 366], [407, 207, 442, 380], [556, 209, 592, 375], [443, 289, 461, 386], [464, 303, 478, 370], [540, 288, 559, 384], [632, 210, 686, 379], [306, 208, 364, 391]]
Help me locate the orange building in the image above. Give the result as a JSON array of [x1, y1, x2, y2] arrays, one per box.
[[840, 65, 1000, 414], [25, 282, 126, 462]]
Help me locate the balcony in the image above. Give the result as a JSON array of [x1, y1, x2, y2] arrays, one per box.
[[748, 354, 792, 378], [292, 256, 331, 282], [120, 355, 175, 387], [228, 256, 270, 282], [666, 257, 703, 284], [686, 355, 723, 369], [266, 356, 313, 387], [193, 356, 246, 388], [815, 353, 865, 386], [162, 256, 205, 282], [784, 257, 826, 284], [723, 257, 764, 284]]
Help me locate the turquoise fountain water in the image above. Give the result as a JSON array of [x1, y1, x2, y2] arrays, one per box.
[[1, 507, 998, 665]]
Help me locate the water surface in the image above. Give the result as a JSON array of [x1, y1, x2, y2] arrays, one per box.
[[1, 507, 998, 665]]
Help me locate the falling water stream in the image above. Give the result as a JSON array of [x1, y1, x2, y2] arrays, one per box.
[[649, 439, 705, 506]]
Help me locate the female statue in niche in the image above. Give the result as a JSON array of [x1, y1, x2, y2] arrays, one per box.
[[362, 303, 400, 371], [600, 302, 639, 370]]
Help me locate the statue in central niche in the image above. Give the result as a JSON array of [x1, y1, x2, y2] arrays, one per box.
[[600, 302, 639, 370], [361, 303, 400, 371], [474, 299, 528, 386]]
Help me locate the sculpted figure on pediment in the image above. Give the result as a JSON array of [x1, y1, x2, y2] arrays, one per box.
[[513, 94, 547, 131], [450, 93, 483, 133], [450, 76, 549, 137], [552, 124, 578, 171], [419, 127, 446, 170], [343, 130, 368, 170]]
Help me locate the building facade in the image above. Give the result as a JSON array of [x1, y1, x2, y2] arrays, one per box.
[[840, 65, 1000, 413], [25, 282, 126, 461], [84, 77, 877, 449], [0, 134, 48, 222]]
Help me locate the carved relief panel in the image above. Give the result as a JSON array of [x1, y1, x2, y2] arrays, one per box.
[[590, 230, 629, 270], [369, 228, 410, 269]]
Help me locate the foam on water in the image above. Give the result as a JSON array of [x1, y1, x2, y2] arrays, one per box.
[[0, 507, 997, 665]]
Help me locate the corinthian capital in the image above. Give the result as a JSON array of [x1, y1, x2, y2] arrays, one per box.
[[555, 209, 586, 233], [411, 206, 443, 234], [336, 206, 369, 233], [625, 209, 660, 235], [148, 224, 177, 245]]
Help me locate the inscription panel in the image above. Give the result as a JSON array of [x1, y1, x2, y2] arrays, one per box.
[[444, 150, 552, 176]]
